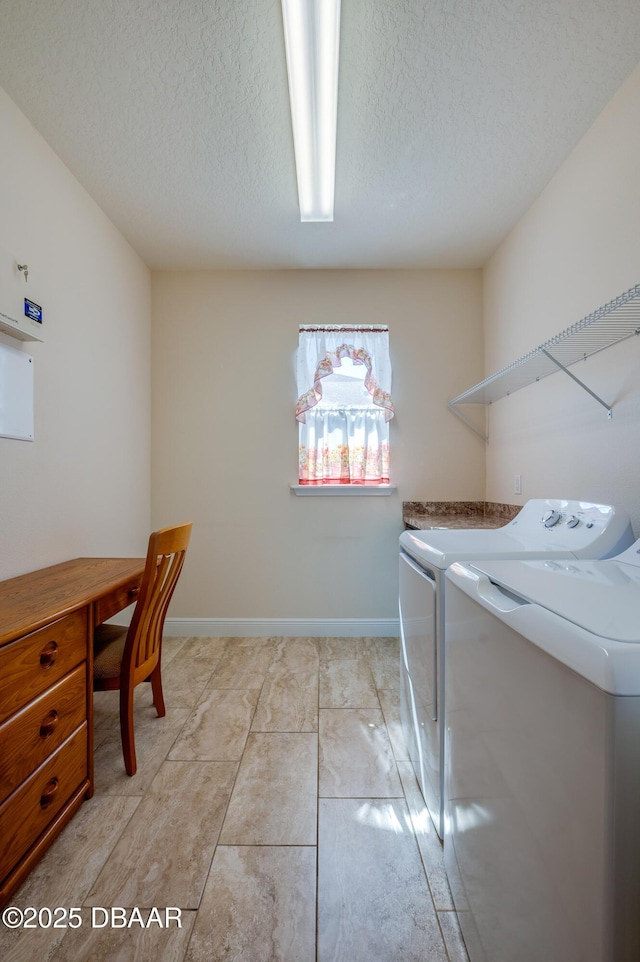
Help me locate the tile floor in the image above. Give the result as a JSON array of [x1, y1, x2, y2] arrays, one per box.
[[1, 636, 469, 962]]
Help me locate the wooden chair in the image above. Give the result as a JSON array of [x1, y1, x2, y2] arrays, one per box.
[[93, 522, 192, 775]]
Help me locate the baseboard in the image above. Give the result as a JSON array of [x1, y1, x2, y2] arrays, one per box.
[[163, 617, 400, 638]]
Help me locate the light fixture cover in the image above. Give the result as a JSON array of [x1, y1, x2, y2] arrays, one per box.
[[281, 0, 341, 222]]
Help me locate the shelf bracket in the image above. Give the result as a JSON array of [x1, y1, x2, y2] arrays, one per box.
[[541, 349, 612, 418], [447, 401, 488, 442]]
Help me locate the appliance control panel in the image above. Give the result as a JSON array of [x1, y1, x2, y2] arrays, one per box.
[[510, 499, 633, 557], [541, 510, 583, 529]]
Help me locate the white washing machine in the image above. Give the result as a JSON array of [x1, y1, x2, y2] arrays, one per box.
[[399, 499, 633, 839], [443, 542, 640, 962]]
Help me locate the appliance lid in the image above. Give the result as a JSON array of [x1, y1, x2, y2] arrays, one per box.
[[470, 550, 640, 644], [399, 499, 631, 569], [400, 527, 551, 570]]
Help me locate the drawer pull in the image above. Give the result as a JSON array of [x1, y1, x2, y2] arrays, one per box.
[[128, 586, 139, 600], [39, 641, 58, 668], [40, 777, 59, 809], [39, 709, 59, 739]]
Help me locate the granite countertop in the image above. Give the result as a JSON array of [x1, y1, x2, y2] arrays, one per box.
[[403, 501, 520, 530]]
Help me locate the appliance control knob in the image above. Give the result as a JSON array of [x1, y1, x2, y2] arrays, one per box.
[[542, 509, 562, 528], [565, 516, 580, 528]]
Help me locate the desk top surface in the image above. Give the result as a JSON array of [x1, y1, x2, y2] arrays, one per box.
[[0, 557, 145, 645]]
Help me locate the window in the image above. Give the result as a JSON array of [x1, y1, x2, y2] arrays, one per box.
[[295, 325, 394, 485]]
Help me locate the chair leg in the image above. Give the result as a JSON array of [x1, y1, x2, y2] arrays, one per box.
[[119, 683, 137, 777], [150, 663, 166, 717]]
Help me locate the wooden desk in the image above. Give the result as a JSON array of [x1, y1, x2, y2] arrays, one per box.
[[0, 557, 144, 906]]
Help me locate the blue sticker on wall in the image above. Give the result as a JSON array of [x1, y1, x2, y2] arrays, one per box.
[[24, 298, 43, 324]]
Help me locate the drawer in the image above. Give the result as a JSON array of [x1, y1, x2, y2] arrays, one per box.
[[0, 665, 86, 804], [0, 725, 88, 887], [0, 609, 87, 724], [93, 577, 141, 627]]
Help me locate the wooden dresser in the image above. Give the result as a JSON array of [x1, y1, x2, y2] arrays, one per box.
[[0, 557, 144, 907]]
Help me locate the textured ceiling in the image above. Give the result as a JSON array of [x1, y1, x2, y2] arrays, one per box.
[[1, 1, 640, 270]]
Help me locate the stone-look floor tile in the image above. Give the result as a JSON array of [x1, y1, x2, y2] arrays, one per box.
[[378, 688, 408, 761], [157, 637, 227, 707], [271, 637, 319, 669], [4, 636, 457, 962], [317, 636, 365, 662], [86, 760, 237, 909], [176, 636, 228, 658], [48, 908, 196, 962], [207, 641, 275, 689], [220, 733, 317, 845], [250, 638, 319, 733], [360, 635, 398, 656], [438, 911, 471, 962], [0, 796, 141, 962], [319, 657, 379, 709], [168, 689, 258, 760], [12, 795, 141, 904], [185, 846, 316, 962], [0, 925, 59, 962], [93, 690, 121, 732], [160, 635, 192, 665], [317, 798, 448, 962], [222, 636, 274, 648], [366, 637, 401, 690], [92, 707, 190, 795], [397, 761, 453, 910], [319, 708, 403, 798], [93, 726, 115, 750], [250, 670, 318, 732]]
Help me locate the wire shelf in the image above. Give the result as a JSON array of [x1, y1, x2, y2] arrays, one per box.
[[449, 283, 640, 415]]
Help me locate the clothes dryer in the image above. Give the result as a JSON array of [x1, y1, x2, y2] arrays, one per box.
[[399, 499, 633, 839], [443, 542, 640, 962]]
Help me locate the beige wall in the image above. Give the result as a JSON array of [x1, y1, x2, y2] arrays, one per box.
[[483, 64, 640, 534], [151, 269, 484, 622], [0, 89, 151, 580], [7, 50, 639, 622]]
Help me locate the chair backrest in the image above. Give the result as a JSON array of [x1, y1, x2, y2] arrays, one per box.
[[124, 522, 192, 684]]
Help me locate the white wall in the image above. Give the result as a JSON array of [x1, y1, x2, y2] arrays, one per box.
[[0, 88, 151, 579], [151, 269, 483, 624], [483, 64, 640, 534]]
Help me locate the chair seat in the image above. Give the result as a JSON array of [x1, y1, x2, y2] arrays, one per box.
[[93, 624, 127, 680]]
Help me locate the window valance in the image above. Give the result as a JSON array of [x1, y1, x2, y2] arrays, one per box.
[[295, 325, 394, 423]]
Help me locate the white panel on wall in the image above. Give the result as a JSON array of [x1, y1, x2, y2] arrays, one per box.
[[0, 341, 34, 440]]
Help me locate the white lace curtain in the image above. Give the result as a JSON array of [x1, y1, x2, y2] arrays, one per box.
[[295, 325, 394, 485]]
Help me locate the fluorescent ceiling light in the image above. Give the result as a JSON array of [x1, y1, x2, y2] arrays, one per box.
[[281, 0, 341, 222]]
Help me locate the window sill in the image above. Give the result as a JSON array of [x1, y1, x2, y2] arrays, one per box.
[[290, 484, 397, 497]]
